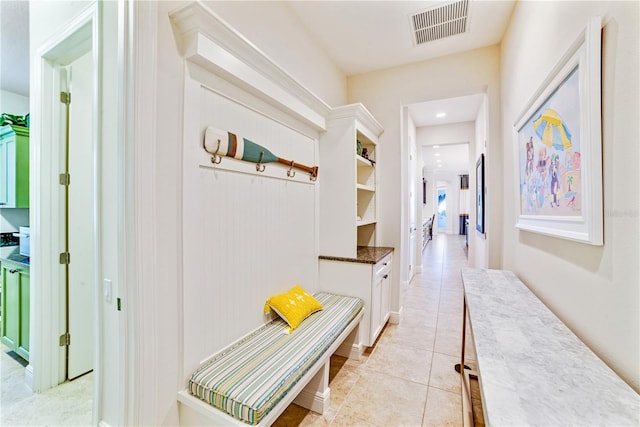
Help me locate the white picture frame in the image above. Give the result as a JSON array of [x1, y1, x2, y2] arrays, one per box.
[[513, 16, 603, 245]]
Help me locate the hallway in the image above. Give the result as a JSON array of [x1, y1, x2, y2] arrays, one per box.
[[1, 233, 474, 426], [275, 233, 481, 426]]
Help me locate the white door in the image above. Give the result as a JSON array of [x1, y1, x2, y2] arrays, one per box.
[[67, 50, 95, 380]]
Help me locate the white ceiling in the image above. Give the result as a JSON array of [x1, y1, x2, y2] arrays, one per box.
[[0, 0, 30, 97], [422, 143, 470, 174], [286, 0, 515, 76], [409, 93, 484, 127]]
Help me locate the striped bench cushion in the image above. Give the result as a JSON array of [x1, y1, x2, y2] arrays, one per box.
[[188, 293, 363, 425]]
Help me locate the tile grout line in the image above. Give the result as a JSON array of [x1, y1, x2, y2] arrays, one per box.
[[421, 233, 447, 426], [422, 234, 468, 426]]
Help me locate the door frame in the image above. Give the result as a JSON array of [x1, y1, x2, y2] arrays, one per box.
[[30, 3, 102, 423]]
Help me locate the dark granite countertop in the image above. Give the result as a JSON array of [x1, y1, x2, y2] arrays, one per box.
[[319, 246, 394, 264], [0, 246, 30, 266]]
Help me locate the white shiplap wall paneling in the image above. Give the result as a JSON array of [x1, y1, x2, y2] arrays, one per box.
[[171, 2, 329, 379], [182, 70, 318, 377]]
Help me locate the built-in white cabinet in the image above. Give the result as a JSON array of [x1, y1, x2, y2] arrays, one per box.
[[319, 248, 393, 349], [318, 103, 394, 353], [319, 104, 383, 259]]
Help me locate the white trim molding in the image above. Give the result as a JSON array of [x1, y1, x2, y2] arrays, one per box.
[[168, 1, 330, 136], [30, 2, 102, 406]]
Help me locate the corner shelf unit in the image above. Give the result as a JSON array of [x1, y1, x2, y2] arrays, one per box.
[[319, 104, 383, 259]]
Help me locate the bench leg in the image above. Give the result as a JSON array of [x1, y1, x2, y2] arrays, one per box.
[[293, 360, 330, 414], [334, 325, 362, 360]]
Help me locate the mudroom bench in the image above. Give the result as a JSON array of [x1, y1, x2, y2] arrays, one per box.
[[177, 292, 364, 426], [459, 268, 640, 426]]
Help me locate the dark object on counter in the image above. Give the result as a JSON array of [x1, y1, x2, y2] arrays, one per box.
[[361, 148, 376, 166], [0, 232, 19, 247]]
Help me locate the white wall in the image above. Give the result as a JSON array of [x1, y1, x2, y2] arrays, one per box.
[[470, 96, 488, 268], [407, 111, 419, 280], [0, 90, 30, 115], [0, 208, 29, 232], [417, 121, 475, 147], [501, 1, 639, 391], [422, 168, 435, 221]]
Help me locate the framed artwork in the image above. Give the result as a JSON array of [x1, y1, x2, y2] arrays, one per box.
[[423, 177, 427, 205], [513, 17, 603, 245], [476, 154, 484, 234]]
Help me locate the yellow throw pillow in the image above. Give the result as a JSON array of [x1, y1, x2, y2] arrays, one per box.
[[264, 285, 323, 332]]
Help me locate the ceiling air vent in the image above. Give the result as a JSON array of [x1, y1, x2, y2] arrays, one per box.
[[411, 0, 469, 45]]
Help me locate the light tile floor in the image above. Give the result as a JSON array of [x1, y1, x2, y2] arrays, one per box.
[[274, 233, 477, 426], [1, 344, 93, 426], [1, 233, 473, 426]]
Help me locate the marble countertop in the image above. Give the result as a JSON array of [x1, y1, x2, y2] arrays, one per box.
[[319, 246, 394, 264], [461, 268, 640, 426], [0, 245, 29, 266]]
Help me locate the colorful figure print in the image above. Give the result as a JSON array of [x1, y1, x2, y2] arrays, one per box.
[[517, 67, 582, 217], [526, 137, 535, 177], [549, 154, 560, 207]]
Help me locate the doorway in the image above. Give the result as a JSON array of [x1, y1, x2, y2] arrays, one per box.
[[437, 187, 447, 229], [29, 5, 101, 424]]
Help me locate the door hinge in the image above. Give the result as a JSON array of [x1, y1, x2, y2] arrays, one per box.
[[59, 252, 71, 264], [59, 173, 70, 186], [60, 91, 71, 104], [59, 333, 71, 347]]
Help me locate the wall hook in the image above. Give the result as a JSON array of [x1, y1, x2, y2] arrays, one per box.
[[287, 160, 296, 178], [256, 152, 266, 172], [210, 138, 223, 164]]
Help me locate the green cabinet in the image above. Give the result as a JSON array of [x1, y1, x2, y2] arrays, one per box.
[[1, 259, 30, 361], [0, 125, 30, 208]]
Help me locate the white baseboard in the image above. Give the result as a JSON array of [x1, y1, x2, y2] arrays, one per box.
[[98, 421, 111, 427], [25, 364, 34, 391], [389, 306, 403, 325], [293, 387, 330, 414], [334, 342, 362, 361], [333, 325, 361, 360]]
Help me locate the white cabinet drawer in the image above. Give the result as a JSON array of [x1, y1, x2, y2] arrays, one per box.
[[374, 254, 392, 281]]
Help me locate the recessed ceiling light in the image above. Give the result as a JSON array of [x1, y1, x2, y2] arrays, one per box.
[[436, 159, 442, 162], [437, 164, 442, 167], [436, 112, 446, 118], [435, 153, 440, 157], [433, 145, 440, 149]]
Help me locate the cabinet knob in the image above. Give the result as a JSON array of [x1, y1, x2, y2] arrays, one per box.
[[384, 262, 388, 266], [383, 274, 388, 279], [9, 269, 18, 274]]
